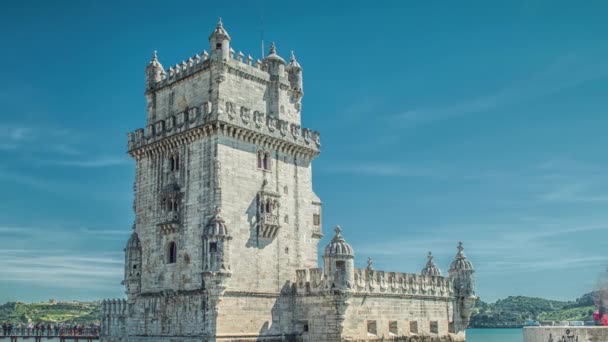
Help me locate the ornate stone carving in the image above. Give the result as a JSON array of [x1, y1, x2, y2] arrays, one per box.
[[225, 101, 236, 120], [290, 123, 300, 139], [279, 120, 288, 136], [303, 128, 311, 143], [203, 101, 212, 115], [240, 106, 250, 124], [267, 116, 277, 132], [254, 110, 265, 128]]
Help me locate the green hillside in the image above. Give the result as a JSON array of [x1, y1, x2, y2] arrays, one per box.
[[471, 293, 596, 328], [0, 301, 101, 323]]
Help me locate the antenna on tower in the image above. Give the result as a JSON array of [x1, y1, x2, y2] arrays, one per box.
[[260, 14, 265, 59]]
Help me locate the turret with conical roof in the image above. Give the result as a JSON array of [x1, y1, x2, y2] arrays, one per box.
[[323, 226, 355, 290], [123, 232, 142, 295], [145, 51, 165, 90], [421, 251, 442, 276], [448, 242, 477, 334], [209, 17, 231, 61], [287, 50, 303, 94]]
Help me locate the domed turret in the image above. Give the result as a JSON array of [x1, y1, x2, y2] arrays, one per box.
[[126, 232, 141, 250], [145, 51, 165, 89], [421, 251, 442, 276], [449, 242, 474, 272], [202, 207, 232, 274], [209, 18, 231, 61], [124, 232, 142, 295], [287, 51, 303, 93], [448, 241, 477, 334], [323, 226, 355, 290], [264, 42, 286, 77], [204, 207, 229, 237], [324, 226, 354, 258]]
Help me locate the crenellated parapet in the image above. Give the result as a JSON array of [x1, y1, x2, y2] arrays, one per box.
[[295, 267, 453, 299], [101, 298, 127, 338], [127, 101, 320, 158], [353, 269, 453, 298]]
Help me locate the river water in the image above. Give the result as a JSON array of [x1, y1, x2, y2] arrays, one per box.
[[468, 328, 522, 342]]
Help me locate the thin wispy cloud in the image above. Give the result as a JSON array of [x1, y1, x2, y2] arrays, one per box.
[[395, 52, 608, 127], [38, 157, 129, 168], [321, 162, 437, 178]]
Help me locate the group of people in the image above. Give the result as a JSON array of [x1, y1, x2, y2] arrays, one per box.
[[1, 322, 100, 337]]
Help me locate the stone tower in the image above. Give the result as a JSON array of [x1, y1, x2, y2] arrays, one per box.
[[108, 18, 322, 341], [103, 19, 476, 342]]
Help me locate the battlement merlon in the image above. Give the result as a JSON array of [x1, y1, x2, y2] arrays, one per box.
[[143, 19, 305, 128], [127, 103, 320, 159]]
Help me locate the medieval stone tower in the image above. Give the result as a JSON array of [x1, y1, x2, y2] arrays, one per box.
[[102, 19, 476, 342]]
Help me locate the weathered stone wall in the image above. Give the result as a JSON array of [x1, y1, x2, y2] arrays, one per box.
[[134, 135, 217, 294], [343, 295, 452, 339], [217, 138, 321, 293], [523, 326, 608, 342]]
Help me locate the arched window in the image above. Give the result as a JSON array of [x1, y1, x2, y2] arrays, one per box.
[[168, 242, 177, 264], [266, 200, 271, 213], [257, 151, 263, 169], [169, 154, 180, 172], [263, 153, 270, 170]]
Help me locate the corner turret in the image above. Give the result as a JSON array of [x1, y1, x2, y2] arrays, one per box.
[[449, 242, 477, 334], [421, 251, 442, 276], [323, 226, 355, 291], [287, 50, 303, 93], [145, 51, 165, 91], [123, 232, 142, 295], [209, 17, 231, 61], [264, 42, 286, 77]]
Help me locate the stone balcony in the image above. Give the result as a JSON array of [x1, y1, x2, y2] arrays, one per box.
[[259, 213, 279, 238], [158, 211, 180, 234]]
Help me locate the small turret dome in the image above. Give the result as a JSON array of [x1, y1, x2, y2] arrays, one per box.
[[264, 42, 286, 64], [449, 242, 474, 271], [209, 17, 230, 41], [204, 207, 229, 236], [146, 51, 163, 72], [287, 51, 301, 70], [126, 232, 141, 249], [421, 252, 442, 276], [324, 226, 354, 258]]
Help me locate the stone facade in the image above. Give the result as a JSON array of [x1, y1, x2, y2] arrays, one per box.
[[101, 19, 477, 342]]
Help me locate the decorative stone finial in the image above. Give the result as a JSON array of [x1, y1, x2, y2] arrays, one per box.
[[152, 50, 158, 61], [290, 50, 296, 62], [367, 257, 374, 271], [457, 241, 465, 258], [334, 225, 342, 236], [217, 17, 223, 27], [269, 42, 276, 55], [214, 206, 222, 217], [421, 251, 442, 276]]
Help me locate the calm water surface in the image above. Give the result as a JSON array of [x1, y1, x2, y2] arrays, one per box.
[[468, 328, 522, 342]]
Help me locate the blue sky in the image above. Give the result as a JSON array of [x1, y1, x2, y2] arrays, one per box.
[[1, 0, 607, 303]]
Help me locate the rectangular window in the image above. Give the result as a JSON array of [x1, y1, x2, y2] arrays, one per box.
[[209, 242, 217, 253], [430, 321, 438, 334], [367, 320, 377, 336], [389, 321, 398, 335], [410, 321, 418, 334], [313, 214, 320, 226]]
